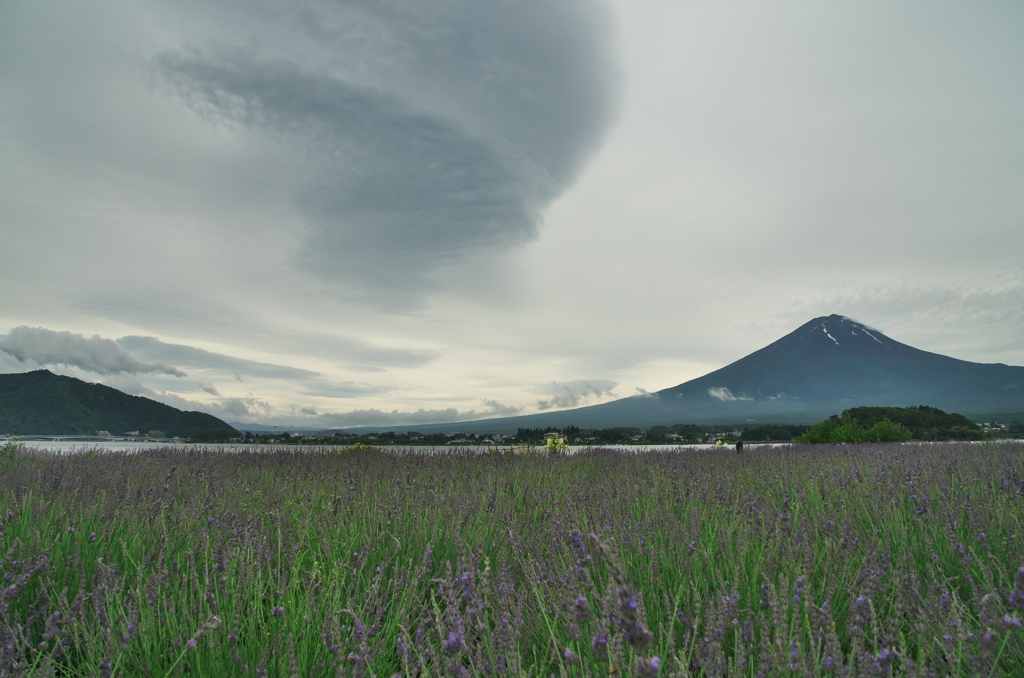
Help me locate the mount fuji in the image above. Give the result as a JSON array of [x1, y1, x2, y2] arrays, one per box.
[[344, 314, 1024, 433], [649, 314, 1023, 422]]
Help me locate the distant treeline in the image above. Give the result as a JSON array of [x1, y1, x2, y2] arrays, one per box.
[[216, 405, 1021, 447], [228, 423, 805, 446]]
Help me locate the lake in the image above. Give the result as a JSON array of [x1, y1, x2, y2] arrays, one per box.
[[10, 440, 772, 454]]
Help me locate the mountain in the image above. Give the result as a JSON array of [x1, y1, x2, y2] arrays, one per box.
[[0, 370, 237, 437], [650, 314, 1024, 420], [334, 315, 1024, 434]]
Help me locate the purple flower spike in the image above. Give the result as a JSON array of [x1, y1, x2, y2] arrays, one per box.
[[443, 631, 463, 654], [873, 648, 895, 671], [271, 606, 285, 617], [1010, 565, 1024, 610], [637, 656, 661, 678], [574, 595, 593, 623], [626, 625, 653, 650]]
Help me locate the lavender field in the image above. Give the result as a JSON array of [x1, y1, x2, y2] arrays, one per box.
[[1, 442, 1023, 677]]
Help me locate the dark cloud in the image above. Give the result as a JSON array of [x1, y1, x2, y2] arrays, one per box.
[[286, 0, 616, 184], [0, 327, 186, 377], [117, 335, 321, 380], [117, 335, 393, 398], [150, 0, 616, 300], [156, 50, 546, 270], [198, 382, 221, 396], [115, 329, 432, 373]]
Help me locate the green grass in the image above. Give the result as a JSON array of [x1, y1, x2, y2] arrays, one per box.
[[1, 442, 1023, 676]]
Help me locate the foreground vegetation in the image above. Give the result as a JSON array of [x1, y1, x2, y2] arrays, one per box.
[[2, 441, 1024, 676]]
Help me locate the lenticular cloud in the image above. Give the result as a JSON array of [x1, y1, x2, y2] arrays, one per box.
[[153, 0, 618, 299]]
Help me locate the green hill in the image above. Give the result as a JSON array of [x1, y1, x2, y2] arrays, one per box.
[[0, 370, 237, 438]]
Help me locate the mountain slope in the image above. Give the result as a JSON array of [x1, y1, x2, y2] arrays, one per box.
[[335, 315, 1024, 434], [654, 314, 1024, 419], [0, 370, 237, 437]]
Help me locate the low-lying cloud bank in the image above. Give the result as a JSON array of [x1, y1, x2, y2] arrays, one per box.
[[0, 327, 186, 377], [235, 400, 525, 430], [0, 326, 396, 422], [0, 325, 537, 428], [708, 386, 752, 402], [532, 380, 618, 410]]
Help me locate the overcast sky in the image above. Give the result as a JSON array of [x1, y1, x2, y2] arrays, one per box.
[[2, 0, 1022, 428]]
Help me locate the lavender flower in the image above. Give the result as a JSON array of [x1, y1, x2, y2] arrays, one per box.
[[574, 595, 593, 623], [123, 620, 138, 644], [793, 576, 806, 603], [872, 647, 895, 673], [1009, 565, 1024, 610], [636, 656, 661, 678], [443, 631, 463, 655]]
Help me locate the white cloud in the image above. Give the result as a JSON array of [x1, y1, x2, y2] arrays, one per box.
[[481, 399, 522, 417], [533, 380, 618, 411], [708, 387, 752, 402], [0, 351, 39, 374]]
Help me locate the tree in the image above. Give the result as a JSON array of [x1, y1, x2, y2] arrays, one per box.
[[797, 414, 911, 444]]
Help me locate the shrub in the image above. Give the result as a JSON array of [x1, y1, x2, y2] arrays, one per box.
[[0, 440, 23, 468]]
